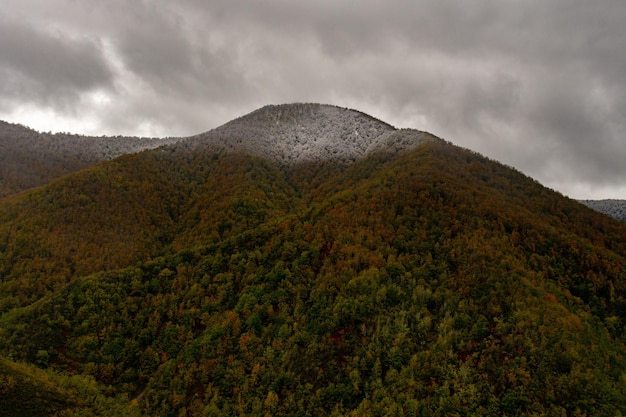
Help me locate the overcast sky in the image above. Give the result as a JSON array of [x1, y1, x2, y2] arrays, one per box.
[[1, 0, 626, 199]]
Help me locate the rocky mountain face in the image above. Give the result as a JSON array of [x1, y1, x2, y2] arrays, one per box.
[[1, 104, 626, 416], [579, 199, 626, 222]]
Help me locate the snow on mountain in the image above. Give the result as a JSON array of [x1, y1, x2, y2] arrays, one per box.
[[0, 121, 182, 161], [0, 120, 183, 197], [177, 103, 433, 164], [1, 103, 434, 197], [579, 199, 626, 222]]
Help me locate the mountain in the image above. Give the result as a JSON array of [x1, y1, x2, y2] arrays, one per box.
[[0, 120, 181, 198], [2, 103, 626, 416], [580, 199, 626, 222], [177, 103, 429, 164]]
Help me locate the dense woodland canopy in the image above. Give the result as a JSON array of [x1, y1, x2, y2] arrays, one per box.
[[1, 136, 626, 416], [0, 120, 178, 199]]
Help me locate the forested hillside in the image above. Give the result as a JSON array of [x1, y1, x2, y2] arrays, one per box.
[[1, 106, 626, 415], [0, 120, 180, 198]]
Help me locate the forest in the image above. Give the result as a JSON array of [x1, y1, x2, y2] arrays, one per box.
[[0, 119, 177, 199], [1, 139, 626, 415]]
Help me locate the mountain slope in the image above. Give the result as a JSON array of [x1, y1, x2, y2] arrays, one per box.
[[0, 152, 190, 309], [1, 104, 626, 415], [0, 356, 141, 417], [0, 120, 180, 198], [580, 199, 626, 222]]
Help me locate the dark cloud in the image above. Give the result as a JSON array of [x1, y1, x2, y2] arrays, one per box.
[[0, 15, 114, 110], [1, 0, 626, 198]]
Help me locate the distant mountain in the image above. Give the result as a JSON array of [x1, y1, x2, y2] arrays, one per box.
[[0, 120, 181, 198], [579, 199, 626, 222], [2, 104, 626, 415]]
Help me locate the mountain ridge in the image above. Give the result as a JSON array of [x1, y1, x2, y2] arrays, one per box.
[[0, 120, 182, 198], [2, 103, 621, 207], [0, 104, 432, 199]]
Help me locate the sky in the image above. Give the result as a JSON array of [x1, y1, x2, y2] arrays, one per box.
[[1, 0, 626, 199]]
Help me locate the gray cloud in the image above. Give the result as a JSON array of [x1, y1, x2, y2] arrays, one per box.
[[0, 14, 114, 111], [1, 0, 626, 198]]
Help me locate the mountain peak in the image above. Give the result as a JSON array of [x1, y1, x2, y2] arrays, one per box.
[[237, 103, 394, 128], [182, 103, 431, 164]]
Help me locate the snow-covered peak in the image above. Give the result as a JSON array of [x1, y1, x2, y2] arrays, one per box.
[[181, 103, 431, 164]]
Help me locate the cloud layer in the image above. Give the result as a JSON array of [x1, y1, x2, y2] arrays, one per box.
[[2, 0, 626, 198]]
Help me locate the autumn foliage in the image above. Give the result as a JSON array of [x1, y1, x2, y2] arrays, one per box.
[[1, 140, 626, 415]]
